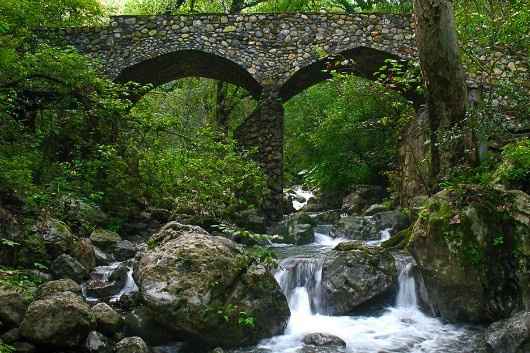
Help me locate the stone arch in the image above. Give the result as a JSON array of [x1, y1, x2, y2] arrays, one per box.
[[279, 46, 403, 102], [115, 49, 262, 97]]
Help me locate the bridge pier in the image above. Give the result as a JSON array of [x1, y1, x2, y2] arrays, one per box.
[[236, 88, 284, 222]]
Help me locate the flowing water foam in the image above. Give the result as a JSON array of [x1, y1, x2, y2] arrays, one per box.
[[251, 231, 481, 353]]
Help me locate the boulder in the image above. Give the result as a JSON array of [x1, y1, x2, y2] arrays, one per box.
[[303, 333, 346, 347], [364, 203, 389, 216], [372, 210, 409, 234], [94, 246, 115, 266], [90, 229, 122, 250], [20, 291, 96, 347], [341, 185, 385, 215], [92, 303, 123, 335], [321, 245, 397, 315], [115, 337, 149, 353], [135, 222, 290, 347], [0, 287, 28, 327], [409, 187, 530, 323], [36, 279, 81, 299], [37, 219, 77, 258], [114, 240, 137, 261], [276, 213, 316, 245], [486, 312, 530, 353], [86, 331, 112, 353], [72, 238, 97, 271], [331, 216, 378, 241], [124, 307, 170, 346], [307, 210, 341, 225], [51, 253, 88, 282]]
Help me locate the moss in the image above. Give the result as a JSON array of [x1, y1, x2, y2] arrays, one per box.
[[382, 227, 412, 249]]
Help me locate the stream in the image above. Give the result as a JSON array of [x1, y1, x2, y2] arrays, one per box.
[[232, 228, 484, 353]]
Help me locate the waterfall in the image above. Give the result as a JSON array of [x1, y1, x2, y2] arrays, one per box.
[[396, 262, 418, 308], [275, 256, 325, 313], [249, 229, 477, 353]]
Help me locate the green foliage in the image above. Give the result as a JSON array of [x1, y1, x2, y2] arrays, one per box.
[[284, 74, 413, 193], [0, 267, 45, 299], [455, 0, 530, 51], [494, 138, 530, 192], [0, 343, 15, 353]]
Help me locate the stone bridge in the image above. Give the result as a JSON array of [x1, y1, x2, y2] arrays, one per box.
[[56, 13, 417, 221]]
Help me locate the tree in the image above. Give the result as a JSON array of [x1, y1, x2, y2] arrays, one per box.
[[412, 0, 471, 184]]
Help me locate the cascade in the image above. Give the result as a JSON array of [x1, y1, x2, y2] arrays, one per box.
[[244, 228, 481, 353]]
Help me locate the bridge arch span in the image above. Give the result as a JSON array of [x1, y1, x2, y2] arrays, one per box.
[[279, 46, 402, 102], [116, 49, 262, 96]]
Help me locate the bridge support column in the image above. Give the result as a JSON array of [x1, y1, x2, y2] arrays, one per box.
[[236, 88, 284, 223]]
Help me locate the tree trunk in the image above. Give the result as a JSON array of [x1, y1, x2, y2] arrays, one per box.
[[412, 0, 472, 184]]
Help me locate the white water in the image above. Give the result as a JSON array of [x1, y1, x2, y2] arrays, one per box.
[[255, 232, 478, 353], [82, 261, 138, 304], [289, 186, 315, 211]]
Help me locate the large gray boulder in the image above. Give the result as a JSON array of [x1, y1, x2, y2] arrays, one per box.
[[51, 253, 89, 282], [90, 229, 122, 250], [0, 287, 28, 328], [409, 187, 530, 323], [331, 216, 378, 241], [20, 291, 96, 347], [37, 219, 77, 258], [135, 222, 290, 347], [486, 312, 530, 353], [92, 302, 123, 335], [321, 243, 397, 315], [36, 279, 81, 299]]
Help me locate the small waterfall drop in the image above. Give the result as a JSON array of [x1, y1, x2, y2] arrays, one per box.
[[396, 262, 418, 308], [250, 227, 480, 353]]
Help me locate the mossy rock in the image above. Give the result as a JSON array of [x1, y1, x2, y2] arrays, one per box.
[[409, 185, 530, 323]]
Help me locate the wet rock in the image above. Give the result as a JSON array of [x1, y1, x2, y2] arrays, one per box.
[[115, 337, 149, 353], [92, 303, 123, 335], [51, 253, 89, 282], [307, 211, 341, 225], [275, 213, 316, 245], [90, 229, 122, 250], [303, 333, 346, 347], [94, 246, 115, 266], [37, 279, 81, 299], [86, 331, 112, 353], [364, 203, 389, 216], [114, 240, 137, 261], [372, 210, 409, 234], [37, 219, 77, 258], [341, 185, 385, 215], [20, 291, 96, 347], [486, 311, 530, 353], [409, 187, 530, 323], [135, 222, 290, 347], [0, 287, 27, 327], [332, 216, 378, 241], [321, 245, 397, 315]]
